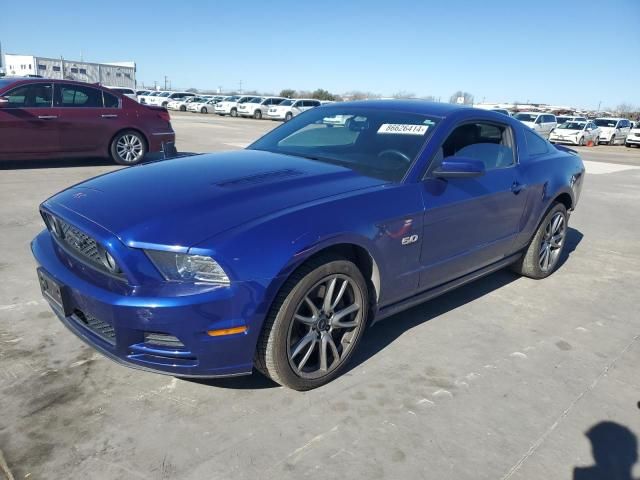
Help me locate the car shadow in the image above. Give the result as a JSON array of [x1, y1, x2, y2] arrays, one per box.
[[185, 228, 583, 390]]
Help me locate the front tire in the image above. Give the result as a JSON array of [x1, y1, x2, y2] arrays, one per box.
[[201, 107, 207, 114], [512, 202, 568, 279], [285, 112, 293, 122], [256, 257, 369, 390], [609, 135, 616, 145], [254, 110, 262, 119], [230, 108, 238, 117], [110, 130, 147, 166], [180, 105, 186, 112]]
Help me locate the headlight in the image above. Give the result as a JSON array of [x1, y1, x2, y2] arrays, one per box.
[[145, 250, 230, 284], [43, 212, 63, 237]]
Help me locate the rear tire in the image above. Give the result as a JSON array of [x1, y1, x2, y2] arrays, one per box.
[[511, 202, 568, 279], [110, 130, 147, 166], [255, 256, 369, 390]]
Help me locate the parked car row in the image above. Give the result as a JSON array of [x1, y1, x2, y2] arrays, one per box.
[[511, 111, 635, 146], [162, 93, 325, 121]]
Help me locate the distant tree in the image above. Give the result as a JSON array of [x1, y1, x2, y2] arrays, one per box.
[[392, 91, 416, 99], [616, 103, 634, 115], [449, 91, 474, 105], [186, 88, 199, 93], [311, 88, 337, 101], [421, 95, 437, 102], [280, 89, 296, 98], [344, 90, 370, 100]]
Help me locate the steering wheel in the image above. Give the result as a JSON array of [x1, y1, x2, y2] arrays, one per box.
[[377, 149, 411, 164]]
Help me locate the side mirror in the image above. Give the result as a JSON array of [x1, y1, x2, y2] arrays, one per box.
[[432, 157, 485, 179], [0, 97, 9, 108]]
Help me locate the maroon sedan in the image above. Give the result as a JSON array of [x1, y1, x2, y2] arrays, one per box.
[[0, 78, 176, 165]]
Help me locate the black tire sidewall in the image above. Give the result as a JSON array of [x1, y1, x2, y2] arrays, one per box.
[[267, 259, 368, 390], [285, 113, 292, 121]]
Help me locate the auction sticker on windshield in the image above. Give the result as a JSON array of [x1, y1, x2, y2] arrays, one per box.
[[377, 124, 429, 135]]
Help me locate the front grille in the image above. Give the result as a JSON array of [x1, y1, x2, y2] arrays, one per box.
[[74, 310, 116, 345], [59, 220, 102, 265]]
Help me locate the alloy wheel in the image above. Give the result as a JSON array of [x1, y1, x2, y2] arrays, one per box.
[[286, 274, 364, 379], [539, 212, 565, 272], [116, 134, 144, 164]]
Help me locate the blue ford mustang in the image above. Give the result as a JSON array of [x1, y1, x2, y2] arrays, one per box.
[[32, 101, 584, 390]]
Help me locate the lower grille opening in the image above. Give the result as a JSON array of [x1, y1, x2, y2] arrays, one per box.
[[144, 332, 185, 349], [74, 310, 116, 345]]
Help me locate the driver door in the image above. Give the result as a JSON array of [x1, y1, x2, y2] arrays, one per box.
[[418, 121, 529, 291]]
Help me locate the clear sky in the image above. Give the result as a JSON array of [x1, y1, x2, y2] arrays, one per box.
[[1, 0, 639, 109]]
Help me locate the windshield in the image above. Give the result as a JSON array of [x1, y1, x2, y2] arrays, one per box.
[[249, 108, 440, 182], [558, 122, 585, 130], [248, 97, 262, 103], [515, 113, 539, 122], [595, 119, 618, 127], [556, 116, 569, 123], [159, 92, 171, 97], [224, 96, 240, 102], [279, 99, 294, 106]]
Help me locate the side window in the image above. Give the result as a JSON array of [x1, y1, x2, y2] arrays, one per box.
[[441, 122, 515, 170], [524, 129, 550, 156], [56, 84, 103, 108], [102, 91, 120, 108], [4, 83, 53, 108], [293, 101, 302, 108], [310, 100, 321, 107]]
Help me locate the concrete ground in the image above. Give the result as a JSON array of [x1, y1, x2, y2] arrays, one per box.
[[1, 112, 639, 480]]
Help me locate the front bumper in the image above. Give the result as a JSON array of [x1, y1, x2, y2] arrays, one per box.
[[550, 136, 580, 145], [31, 230, 269, 378]]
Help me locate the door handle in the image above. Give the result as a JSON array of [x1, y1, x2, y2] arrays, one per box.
[[101, 114, 118, 118], [38, 115, 58, 120], [511, 181, 526, 194]]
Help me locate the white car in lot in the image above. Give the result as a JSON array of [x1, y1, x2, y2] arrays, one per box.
[[549, 121, 601, 146], [147, 91, 196, 108], [238, 97, 286, 119], [214, 96, 261, 117], [167, 96, 210, 112], [594, 118, 632, 145], [625, 125, 640, 147], [267, 98, 322, 121], [138, 91, 166, 104], [188, 97, 224, 114], [104, 86, 138, 102], [514, 112, 557, 138]]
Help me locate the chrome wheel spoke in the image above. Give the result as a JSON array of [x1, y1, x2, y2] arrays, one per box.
[[297, 339, 317, 371], [304, 296, 320, 318], [323, 277, 337, 312], [331, 303, 360, 328], [331, 280, 348, 310], [319, 333, 329, 371], [294, 314, 315, 326], [291, 331, 317, 360]]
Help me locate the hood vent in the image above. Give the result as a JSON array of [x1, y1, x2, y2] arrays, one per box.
[[215, 169, 304, 188]]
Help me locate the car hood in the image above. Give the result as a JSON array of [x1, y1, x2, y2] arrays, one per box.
[[48, 150, 387, 250], [553, 128, 581, 135]]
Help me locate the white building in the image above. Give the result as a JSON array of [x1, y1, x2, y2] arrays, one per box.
[[2, 53, 136, 88]]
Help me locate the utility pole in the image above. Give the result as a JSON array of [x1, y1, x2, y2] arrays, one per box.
[[164, 75, 168, 90], [239, 80, 243, 94], [597, 100, 601, 112]]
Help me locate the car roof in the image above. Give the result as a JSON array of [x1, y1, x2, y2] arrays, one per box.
[[321, 99, 489, 117], [595, 117, 624, 120]]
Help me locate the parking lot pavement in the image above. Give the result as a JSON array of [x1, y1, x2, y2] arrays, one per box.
[[1, 116, 639, 479]]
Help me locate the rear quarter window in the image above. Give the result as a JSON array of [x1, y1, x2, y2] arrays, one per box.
[[524, 128, 550, 158]]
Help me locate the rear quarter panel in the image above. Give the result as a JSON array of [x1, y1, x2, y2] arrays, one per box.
[[513, 127, 585, 250]]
